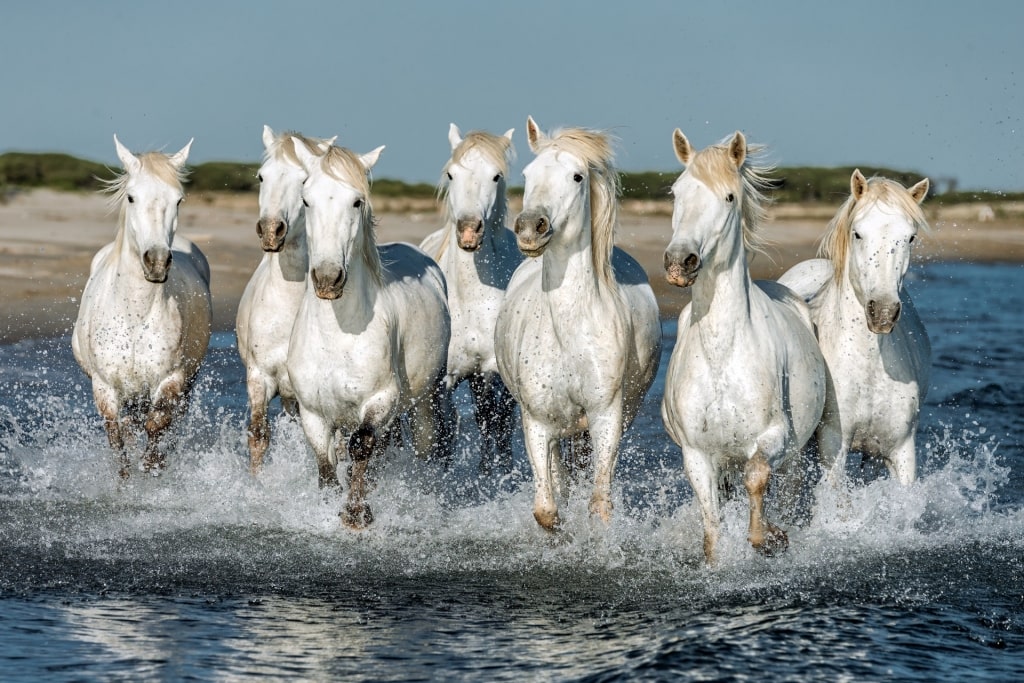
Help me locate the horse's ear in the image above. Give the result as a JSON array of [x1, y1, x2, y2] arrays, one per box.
[[672, 129, 692, 166], [908, 177, 930, 205], [526, 116, 544, 153], [290, 135, 319, 172], [168, 138, 193, 170], [360, 145, 385, 171], [851, 169, 868, 201], [262, 125, 276, 151], [448, 123, 463, 151], [113, 134, 141, 174], [316, 136, 338, 153], [728, 131, 746, 168], [503, 128, 515, 141]]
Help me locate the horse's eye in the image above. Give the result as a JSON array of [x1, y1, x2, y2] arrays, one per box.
[[493, 174, 501, 183], [127, 195, 135, 204], [573, 173, 583, 183], [257, 174, 263, 183], [302, 198, 309, 208], [353, 198, 363, 209], [725, 193, 734, 203], [177, 198, 183, 206], [853, 231, 862, 240], [909, 235, 916, 244], [447, 171, 453, 181]]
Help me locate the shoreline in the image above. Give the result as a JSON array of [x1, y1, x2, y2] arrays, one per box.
[[1, 189, 1022, 344]]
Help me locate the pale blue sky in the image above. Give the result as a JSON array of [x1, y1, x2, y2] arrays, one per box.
[[3, 1, 1021, 191]]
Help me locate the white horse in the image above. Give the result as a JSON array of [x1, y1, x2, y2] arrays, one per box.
[[778, 170, 931, 486], [72, 135, 212, 478], [236, 125, 335, 474], [287, 139, 454, 529], [495, 117, 662, 531], [660, 130, 827, 563], [419, 124, 521, 472]]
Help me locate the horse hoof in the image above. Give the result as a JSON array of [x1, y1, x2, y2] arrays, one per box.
[[341, 503, 374, 530], [751, 527, 789, 557], [118, 466, 131, 481], [533, 508, 561, 532]]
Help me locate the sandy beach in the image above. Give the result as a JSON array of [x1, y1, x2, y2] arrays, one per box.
[[1, 188, 1022, 344]]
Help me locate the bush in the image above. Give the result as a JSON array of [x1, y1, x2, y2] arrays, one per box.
[[0, 152, 111, 191]]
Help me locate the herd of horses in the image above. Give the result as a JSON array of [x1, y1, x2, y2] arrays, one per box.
[[70, 118, 932, 563]]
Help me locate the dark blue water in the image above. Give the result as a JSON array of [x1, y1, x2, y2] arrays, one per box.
[[1, 262, 1023, 681]]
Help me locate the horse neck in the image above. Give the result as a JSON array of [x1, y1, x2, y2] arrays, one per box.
[[540, 204, 608, 308], [688, 213, 753, 326], [112, 210, 160, 287], [441, 201, 509, 286]]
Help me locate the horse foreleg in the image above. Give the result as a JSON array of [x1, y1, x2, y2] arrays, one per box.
[[744, 452, 788, 557], [887, 431, 917, 486], [342, 425, 377, 530], [684, 448, 721, 564], [143, 377, 186, 475], [588, 409, 623, 524], [522, 413, 560, 531], [245, 373, 272, 475], [409, 381, 455, 466], [94, 382, 130, 479], [299, 409, 340, 488]]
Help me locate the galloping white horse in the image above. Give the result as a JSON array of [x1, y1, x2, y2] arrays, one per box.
[[420, 124, 521, 472], [778, 170, 931, 486], [236, 126, 334, 474], [287, 139, 454, 529], [660, 130, 827, 563], [73, 135, 212, 478], [495, 117, 661, 531]]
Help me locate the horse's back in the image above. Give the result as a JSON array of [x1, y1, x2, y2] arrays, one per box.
[[172, 235, 212, 287], [418, 229, 446, 263], [777, 258, 832, 306]]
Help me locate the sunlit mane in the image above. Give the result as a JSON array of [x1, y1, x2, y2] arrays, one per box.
[[687, 138, 773, 257], [434, 131, 515, 260], [819, 177, 929, 282], [535, 127, 620, 288], [265, 130, 334, 165], [319, 145, 382, 284]]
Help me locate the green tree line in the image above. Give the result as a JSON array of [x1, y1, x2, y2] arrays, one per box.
[[2, 151, 1020, 203]]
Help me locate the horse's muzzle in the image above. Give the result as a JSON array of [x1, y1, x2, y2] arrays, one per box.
[[866, 299, 901, 334], [456, 217, 484, 252], [257, 217, 288, 252], [142, 247, 172, 283], [311, 266, 346, 300], [513, 211, 552, 258], [664, 250, 701, 288]]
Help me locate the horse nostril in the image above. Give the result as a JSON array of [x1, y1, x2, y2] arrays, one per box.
[[274, 221, 287, 240], [256, 220, 264, 238], [683, 253, 700, 271], [892, 302, 902, 322], [536, 216, 549, 235]]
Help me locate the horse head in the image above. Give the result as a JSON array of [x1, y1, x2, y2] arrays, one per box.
[[257, 125, 335, 252], [836, 170, 929, 334], [291, 137, 384, 300], [113, 135, 191, 283], [443, 124, 514, 252]]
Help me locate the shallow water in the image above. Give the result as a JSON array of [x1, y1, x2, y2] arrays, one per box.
[[1, 262, 1023, 680]]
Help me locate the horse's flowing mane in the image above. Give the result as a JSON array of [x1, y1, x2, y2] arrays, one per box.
[[434, 130, 515, 260], [319, 145, 383, 284], [533, 127, 620, 288], [102, 151, 187, 208], [687, 138, 774, 258], [819, 177, 929, 282]]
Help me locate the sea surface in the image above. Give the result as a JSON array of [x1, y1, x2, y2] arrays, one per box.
[[1, 261, 1022, 681]]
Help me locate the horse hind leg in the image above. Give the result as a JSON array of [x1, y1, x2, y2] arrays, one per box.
[[744, 452, 789, 557], [246, 374, 273, 475], [409, 380, 456, 467], [342, 425, 377, 530]]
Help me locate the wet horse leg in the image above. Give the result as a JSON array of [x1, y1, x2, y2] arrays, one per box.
[[744, 451, 789, 556], [342, 425, 376, 529], [143, 377, 187, 474], [93, 382, 130, 479], [588, 407, 623, 524], [409, 380, 455, 466], [299, 409, 340, 489], [245, 372, 272, 475], [470, 373, 515, 473], [522, 412, 560, 531]]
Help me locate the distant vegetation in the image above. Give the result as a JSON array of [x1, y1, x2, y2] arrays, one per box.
[[2, 151, 1021, 204]]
